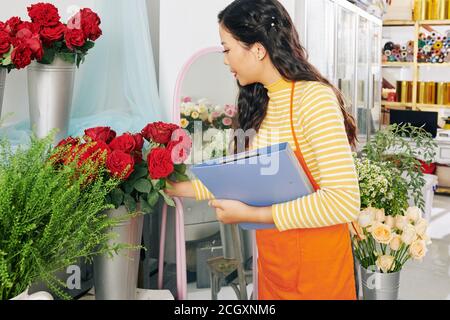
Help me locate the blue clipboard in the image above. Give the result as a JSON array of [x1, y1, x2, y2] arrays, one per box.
[[190, 142, 314, 230]]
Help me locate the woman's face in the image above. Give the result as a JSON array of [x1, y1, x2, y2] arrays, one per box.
[[219, 24, 261, 86]]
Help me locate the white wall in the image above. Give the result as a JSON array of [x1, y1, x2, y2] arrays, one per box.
[[158, 0, 296, 121]]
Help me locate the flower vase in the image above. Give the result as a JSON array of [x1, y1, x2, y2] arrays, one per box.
[[27, 56, 76, 144], [10, 288, 53, 300], [0, 68, 6, 118], [93, 206, 144, 300], [360, 266, 401, 300]]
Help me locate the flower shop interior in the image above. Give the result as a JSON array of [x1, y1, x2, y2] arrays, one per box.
[[0, 0, 450, 301]]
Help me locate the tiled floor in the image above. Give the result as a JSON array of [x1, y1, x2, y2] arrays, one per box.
[[185, 195, 450, 300]]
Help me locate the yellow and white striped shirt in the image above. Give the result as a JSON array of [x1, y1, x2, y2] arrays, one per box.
[[192, 79, 360, 231]]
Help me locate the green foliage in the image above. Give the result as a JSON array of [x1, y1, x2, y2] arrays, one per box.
[[359, 123, 437, 212], [0, 134, 127, 300], [37, 41, 96, 68]]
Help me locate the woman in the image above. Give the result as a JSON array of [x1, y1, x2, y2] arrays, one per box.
[[166, 0, 360, 300]]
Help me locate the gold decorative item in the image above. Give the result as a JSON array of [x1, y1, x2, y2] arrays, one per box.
[[445, 83, 450, 105], [407, 81, 414, 103], [427, 0, 439, 19], [414, 0, 428, 20], [425, 82, 436, 104], [401, 81, 409, 103], [418, 81, 427, 103], [436, 0, 447, 19], [437, 82, 446, 105]]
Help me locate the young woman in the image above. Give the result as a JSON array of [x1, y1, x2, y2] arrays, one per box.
[[166, 0, 361, 300]]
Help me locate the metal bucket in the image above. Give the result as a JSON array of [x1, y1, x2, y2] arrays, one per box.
[[93, 206, 144, 300], [0, 68, 6, 118], [360, 266, 400, 300], [27, 57, 76, 143]]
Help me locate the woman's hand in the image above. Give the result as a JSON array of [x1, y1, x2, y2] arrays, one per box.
[[164, 181, 196, 199], [208, 199, 273, 225]]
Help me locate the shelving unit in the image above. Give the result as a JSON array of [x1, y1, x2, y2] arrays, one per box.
[[382, 20, 450, 111]]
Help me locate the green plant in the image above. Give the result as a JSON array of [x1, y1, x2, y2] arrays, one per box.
[[360, 123, 437, 212], [0, 133, 128, 300]]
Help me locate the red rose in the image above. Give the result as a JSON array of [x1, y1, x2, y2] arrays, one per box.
[[11, 44, 33, 69], [133, 151, 143, 164], [64, 28, 86, 51], [133, 133, 144, 152], [0, 22, 5, 32], [17, 22, 41, 34], [0, 31, 11, 55], [78, 141, 111, 165], [141, 122, 180, 144], [56, 136, 80, 148], [147, 147, 174, 179], [15, 28, 43, 61], [106, 150, 135, 180], [5, 17, 23, 36], [84, 126, 116, 144], [109, 133, 136, 154], [40, 23, 66, 45], [80, 8, 102, 41], [27, 3, 61, 27]]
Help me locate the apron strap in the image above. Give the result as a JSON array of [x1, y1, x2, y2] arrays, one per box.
[[289, 82, 321, 192]]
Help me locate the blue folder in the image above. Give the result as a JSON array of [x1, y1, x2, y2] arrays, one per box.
[[190, 142, 314, 230]]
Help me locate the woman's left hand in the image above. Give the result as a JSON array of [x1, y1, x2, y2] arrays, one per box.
[[208, 199, 273, 225]]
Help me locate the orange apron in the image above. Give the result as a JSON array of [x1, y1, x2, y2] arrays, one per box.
[[256, 82, 357, 300]]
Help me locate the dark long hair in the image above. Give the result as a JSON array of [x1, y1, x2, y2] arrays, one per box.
[[218, 0, 357, 150]]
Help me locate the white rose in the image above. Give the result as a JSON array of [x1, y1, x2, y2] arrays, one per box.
[[395, 215, 408, 230], [401, 224, 417, 245], [373, 208, 386, 223], [406, 207, 422, 223], [376, 255, 395, 273], [414, 218, 428, 237], [385, 216, 395, 229], [371, 223, 393, 245], [389, 234, 402, 251], [409, 240, 427, 261], [419, 234, 433, 245], [358, 208, 375, 228]]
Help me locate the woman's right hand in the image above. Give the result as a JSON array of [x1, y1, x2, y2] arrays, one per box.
[[164, 180, 196, 199]]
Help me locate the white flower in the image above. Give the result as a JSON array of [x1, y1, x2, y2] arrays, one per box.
[[406, 207, 422, 223], [395, 215, 408, 230], [358, 208, 375, 228], [409, 240, 427, 261], [401, 224, 417, 245], [385, 216, 395, 228], [376, 255, 395, 273], [374, 208, 386, 223]]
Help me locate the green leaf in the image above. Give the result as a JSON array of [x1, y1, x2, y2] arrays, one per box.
[[1, 46, 12, 66], [147, 191, 160, 207], [39, 47, 56, 64], [139, 195, 153, 214], [110, 188, 124, 208], [174, 171, 190, 182], [57, 52, 76, 64], [122, 180, 135, 194], [81, 41, 95, 52], [151, 179, 164, 191], [134, 179, 152, 194], [130, 165, 148, 180], [174, 164, 187, 174], [159, 190, 175, 207], [123, 194, 136, 212]]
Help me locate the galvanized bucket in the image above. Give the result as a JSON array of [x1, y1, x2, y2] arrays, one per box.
[[0, 68, 6, 118], [27, 57, 76, 143], [360, 266, 400, 300], [93, 206, 144, 300]]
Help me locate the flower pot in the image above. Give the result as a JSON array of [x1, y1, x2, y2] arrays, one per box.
[[0, 68, 6, 118], [360, 266, 400, 300], [10, 288, 53, 300], [27, 57, 76, 144], [93, 206, 144, 300]]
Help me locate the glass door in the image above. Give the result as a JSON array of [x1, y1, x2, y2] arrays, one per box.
[[336, 5, 357, 116], [369, 22, 382, 139], [356, 16, 370, 144]]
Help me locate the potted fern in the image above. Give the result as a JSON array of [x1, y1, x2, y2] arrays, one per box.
[[0, 132, 127, 300]]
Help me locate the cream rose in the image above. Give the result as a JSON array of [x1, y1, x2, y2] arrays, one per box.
[[374, 208, 386, 223], [406, 207, 422, 223], [401, 224, 417, 245], [371, 223, 392, 245], [414, 218, 428, 237], [376, 255, 395, 273], [385, 216, 395, 229], [409, 240, 427, 260], [390, 234, 402, 251], [395, 215, 408, 230], [358, 208, 375, 228]]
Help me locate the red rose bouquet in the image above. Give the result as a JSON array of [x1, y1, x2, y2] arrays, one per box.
[[0, 3, 102, 71], [52, 122, 192, 214]]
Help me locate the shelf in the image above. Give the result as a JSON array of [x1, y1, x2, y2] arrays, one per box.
[[418, 63, 450, 68], [383, 20, 450, 26], [435, 186, 450, 195], [417, 103, 450, 109], [381, 101, 414, 108], [382, 62, 414, 67]]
